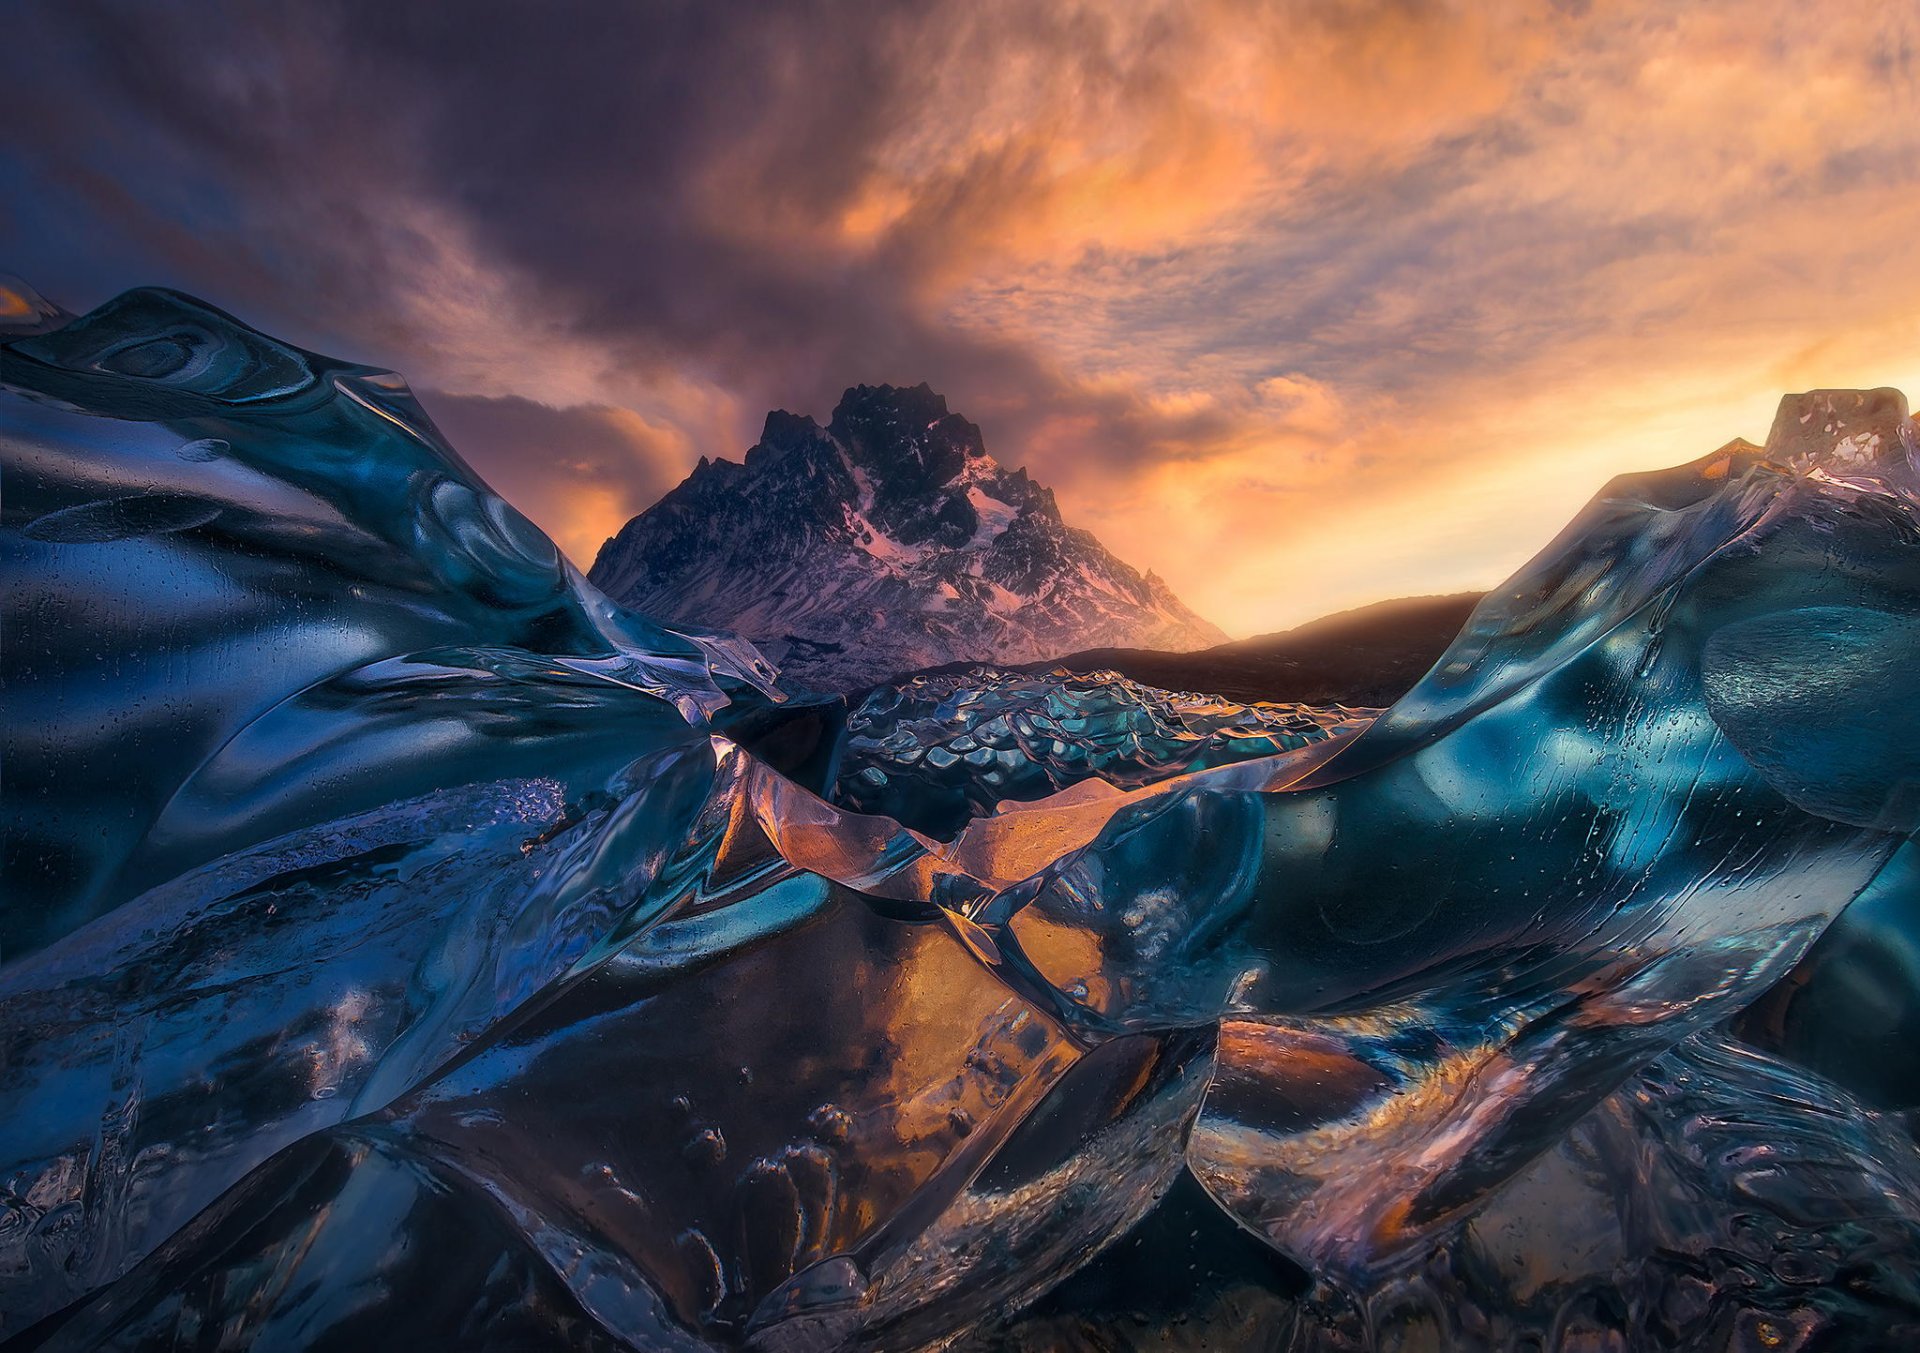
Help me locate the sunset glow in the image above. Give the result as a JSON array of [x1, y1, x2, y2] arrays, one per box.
[[7, 0, 1917, 633]]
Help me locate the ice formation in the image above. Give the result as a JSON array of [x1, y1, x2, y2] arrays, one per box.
[[835, 668, 1373, 836], [4, 284, 1920, 1350]]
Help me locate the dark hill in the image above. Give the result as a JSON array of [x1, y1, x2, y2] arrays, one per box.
[[903, 593, 1484, 707]]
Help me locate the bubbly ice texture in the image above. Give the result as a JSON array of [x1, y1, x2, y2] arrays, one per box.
[[4, 281, 1920, 1350], [834, 667, 1373, 837]]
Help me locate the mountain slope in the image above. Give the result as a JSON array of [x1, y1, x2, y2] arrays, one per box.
[[911, 593, 1486, 707], [589, 383, 1225, 689]]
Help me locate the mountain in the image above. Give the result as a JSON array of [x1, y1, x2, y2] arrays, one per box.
[[589, 382, 1226, 689], [913, 593, 1486, 707]]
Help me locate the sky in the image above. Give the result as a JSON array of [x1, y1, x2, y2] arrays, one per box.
[[4, 0, 1919, 636]]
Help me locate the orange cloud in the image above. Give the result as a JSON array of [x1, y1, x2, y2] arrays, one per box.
[[15, 0, 1917, 640], [589, 0, 1920, 636]]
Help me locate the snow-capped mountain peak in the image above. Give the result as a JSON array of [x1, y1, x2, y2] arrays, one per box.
[[588, 383, 1225, 689]]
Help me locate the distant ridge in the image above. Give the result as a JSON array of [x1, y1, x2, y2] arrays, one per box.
[[901, 593, 1485, 707]]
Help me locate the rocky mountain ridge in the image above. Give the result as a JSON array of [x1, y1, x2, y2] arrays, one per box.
[[589, 382, 1224, 688]]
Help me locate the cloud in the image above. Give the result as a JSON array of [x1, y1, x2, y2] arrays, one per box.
[[4, 0, 1918, 631], [415, 392, 692, 569]]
